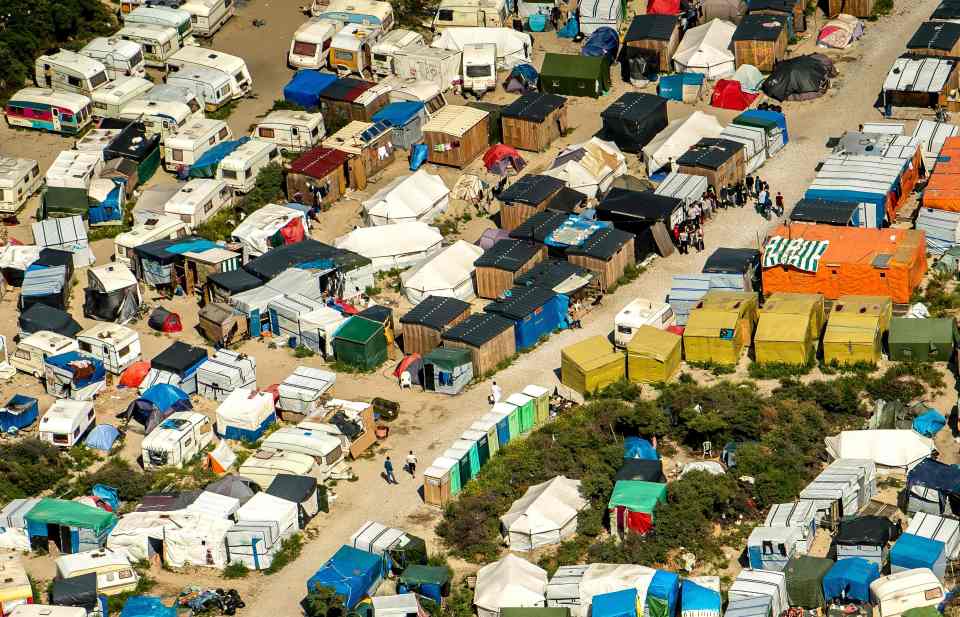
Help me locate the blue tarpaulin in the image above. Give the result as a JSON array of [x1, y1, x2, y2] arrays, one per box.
[[822, 557, 879, 603], [648, 570, 679, 617], [582, 27, 620, 62], [372, 101, 424, 127], [680, 580, 720, 617], [284, 70, 338, 110], [85, 425, 121, 451], [189, 137, 249, 178], [165, 239, 218, 255], [92, 484, 120, 513], [625, 437, 659, 461], [306, 545, 385, 608], [120, 596, 177, 617], [913, 410, 947, 437], [559, 17, 579, 38], [89, 180, 125, 225], [907, 458, 960, 493], [890, 533, 945, 571], [410, 144, 428, 170], [126, 384, 192, 432], [0, 394, 38, 431], [505, 64, 539, 93], [658, 73, 705, 101], [45, 352, 106, 388], [593, 588, 638, 617]]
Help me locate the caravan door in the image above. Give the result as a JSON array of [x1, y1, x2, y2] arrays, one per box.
[[855, 202, 879, 228]]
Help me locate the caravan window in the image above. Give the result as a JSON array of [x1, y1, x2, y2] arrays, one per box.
[[218, 86, 230, 98], [762, 540, 773, 555], [311, 127, 319, 137], [203, 200, 214, 213], [466, 65, 492, 77], [79, 340, 93, 353], [218, 127, 229, 140], [219, 186, 232, 200], [258, 127, 275, 138], [13, 349, 30, 361], [293, 41, 317, 56], [68, 76, 82, 88], [118, 569, 134, 579], [437, 9, 453, 21], [90, 72, 108, 88], [172, 149, 184, 162], [199, 421, 212, 434], [208, 135, 217, 145], [373, 53, 388, 62], [118, 345, 130, 357], [334, 50, 354, 61], [221, 169, 237, 180], [187, 98, 200, 113]]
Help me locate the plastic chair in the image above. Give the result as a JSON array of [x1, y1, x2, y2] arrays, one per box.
[[400, 371, 412, 388], [528, 13, 547, 32]]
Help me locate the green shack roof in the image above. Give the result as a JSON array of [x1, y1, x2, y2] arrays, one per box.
[[540, 53, 607, 80], [889, 317, 959, 344], [399, 564, 452, 586], [25, 498, 117, 535], [335, 316, 384, 344], [784, 555, 833, 608], [608, 480, 667, 511], [424, 347, 472, 371], [502, 609, 572, 617]]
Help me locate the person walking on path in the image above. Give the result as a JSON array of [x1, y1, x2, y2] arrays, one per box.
[[746, 175, 754, 199], [695, 226, 705, 252], [384, 456, 397, 484], [490, 381, 502, 405], [758, 187, 769, 218], [405, 451, 418, 476], [774, 192, 784, 217], [678, 226, 689, 254]]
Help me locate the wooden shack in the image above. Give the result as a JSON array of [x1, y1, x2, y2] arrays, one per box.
[[285, 147, 349, 209], [883, 55, 960, 112], [566, 227, 636, 293], [473, 239, 546, 299], [498, 175, 566, 231], [318, 78, 391, 130], [676, 138, 747, 191], [732, 14, 787, 72], [746, 0, 806, 34], [399, 295, 472, 356], [422, 105, 491, 168], [500, 92, 568, 153], [622, 14, 682, 73], [828, 0, 877, 18], [198, 302, 248, 346], [182, 247, 242, 294], [441, 313, 516, 376], [907, 22, 960, 57], [322, 121, 395, 190]]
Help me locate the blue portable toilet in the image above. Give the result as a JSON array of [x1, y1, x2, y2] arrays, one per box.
[[490, 403, 514, 446], [283, 70, 338, 110]]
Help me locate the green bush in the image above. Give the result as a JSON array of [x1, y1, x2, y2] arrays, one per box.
[[294, 345, 315, 358], [747, 361, 813, 380], [686, 360, 736, 375], [71, 458, 154, 502], [303, 584, 347, 617], [266, 534, 303, 574], [223, 562, 250, 579], [0, 439, 70, 500]]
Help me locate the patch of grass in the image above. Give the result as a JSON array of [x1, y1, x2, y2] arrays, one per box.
[[365, 285, 382, 296], [269, 99, 305, 112], [294, 345, 316, 358], [747, 360, 814, 380], [435, 216, 461, 237], [481, 354, 518, 380], [65, 445, 101, 470], [223, 561, 250, 579], [329, 360, 378, 374], [193, 207, 238, 242], [207, 100, 237, 121], [687, 360, 736, 376], [266, 533, 303, 574], [818, 360, 877, 376], [88, 224, 129, 241], [871, 0, 892, 17]]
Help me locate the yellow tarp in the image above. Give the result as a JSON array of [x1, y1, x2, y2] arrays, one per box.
[[754, 312, 814, 365], [626, 325, 682, 383], [761, 292, 825, 339], [823, 310, 882, 365], [830, 295, 893, 333], [683, 309, 743, 365], [561, 335, 625, 394], [697, 290, 759, 343]]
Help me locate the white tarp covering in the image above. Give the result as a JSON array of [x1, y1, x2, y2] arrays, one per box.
[[0, 245, 41, 273], [268, 294, 345, 357], [906, 512, 960, 559], [431, 27, 532, 69], [196, 349, 257, 401], [475, 554, 548, 617], [363, 169, 449, 226], [500, 476, 587, 551], [825, 430, 933, 469], [215, 388, 275, 437], [108, 510, 232, 568], [579, 0, 623, 35], [88, 263, 139, 294], [673, 19, 736, 79], [543, 138, 628, 199], [335, 222, 443, 273], [884, 56, 956, 94], [720, 124, 767, 173], [278, 366, 336, 414], [401, 240, 482, 304], [187, 490, 241, 519], [231, 204, 308, 258], [643, 111, 724, 175], [912, 119, 960, 169], [373, 594, 427, 617], [32, 216, 95, 267], [728, 569, 788, 617], [350, 521, 408, 556], [655, 172, 709, 206]]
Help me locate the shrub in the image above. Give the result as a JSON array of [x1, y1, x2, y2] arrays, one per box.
[[223, 562, 249, 579], [747, 361, 813, 380], [687, 361, 736, 375], [71, 458, 155, 502], [0, 439, 70, 500], [266, 534, 303, 574], [294, 345, 315, 358], [303, 584, 347, 617]]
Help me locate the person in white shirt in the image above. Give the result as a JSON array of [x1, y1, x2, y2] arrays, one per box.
[[406, 450, 418, 476], [490, 381, 502, 405]]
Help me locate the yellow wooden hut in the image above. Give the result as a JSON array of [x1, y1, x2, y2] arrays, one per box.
[[626, 326, 682, 383], [683, 291, 758, 365], [754, 292, 825, 365], [561, 335, 625, 395], [822, 295, 892, 365]]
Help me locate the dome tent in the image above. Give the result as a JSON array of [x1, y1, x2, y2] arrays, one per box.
[[474, 554, 548, 617], [499, 476, 588, 550]]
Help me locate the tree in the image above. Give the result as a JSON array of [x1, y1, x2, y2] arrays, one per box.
[[303, 585, 347, 617]]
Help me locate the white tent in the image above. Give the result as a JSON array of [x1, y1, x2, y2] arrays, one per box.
[[231, 203, 308, 259], [474, 554, 548, 617], [186, 490, 241, 519], [227, 492, 299, 570], [579, 564, 656, 617], [107, 511, 170, 562], [236, 492, 299, 540], [363, 169, 449, 226], [542, 138, 627, 199], [642, 112, 724, 175], [673, 19, 737, 79], [430, 27, 531, 69], [196, 349, 257, 401], [164, 511, 233, 568], [278, 366, 336, 415], [335, 222, 443, 273], [215, 388, 276, 441], [728, 569, 789, 617], [401, 240, 483, 304], [825, 430, 933, 469], [32, 216, 95, 267], [500, 476, 587, 551]]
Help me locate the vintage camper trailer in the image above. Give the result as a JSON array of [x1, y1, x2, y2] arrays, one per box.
[[167, 47, 251, 99], [310, 0, 395, 30], [11, 331, 78, 378], [218, 140, 281, 194], [55, 550, 139, 596], [115, 216, 190, 268], [180, 0, 236, 37], [118, 23, 181, 67], [38, 400, 95, 448], [288, 18, 338, 70], [90, 76, 152, 119], [34, 50, 110, 97], [393, 46, 463, 92], [124, 6, 195, 45], [79, 37, 146, 80], [0, 157, 41, 215], [432, 0, 508, 29], [140, 84, 204, 119], [165, 65, 234, 111], [253, 111, 325, 153], [162, 118, 233, 172], [261, 427, 348, 481], [118, 98, 189, 142], [4, 88, 93, 135], [614, 299, 675, 347], [77, 323, 141, 375], [871, 570, 945, 617], [141, 411, 214, 469], [164, 178, 234, 226], [239, 450, 317, 490], [330, 23, 383, 76], [372, 29, 425, 77]]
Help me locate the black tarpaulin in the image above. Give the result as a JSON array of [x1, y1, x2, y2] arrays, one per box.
[[18, 303, 82, 337], [474, 240, 541, 272], [600, 93, 669, 153], [624, 14, 678, 42], [243, 239, 371, 281], [833, 516, 900, 546], [746, 0, 799, 11], [400, 296, 471, 329], [762, 55, 830, 101], [597, 189, 681, 222], [51, 573, 98, 610], [509, 210, 570, 242], [207, 269, 263, 294], [515, 260, 593, 291], [908, 21, 960, 51], [790, 199, 858, 225], [732, 13, 786, 41], [499, 175, 565, 205], [932, 0, 960, 20], [151, 341, 208, 374], [565, 227, 634, 260], [500, 92, 567, 122], [484, 285, 556, 320], [615, 459, 666, 482], [702, 248, 760, 274], [442, 313, 514, 347], [677, 138, 744, 170], [266, 473, 318, 503], [548, 187, 588, 212]]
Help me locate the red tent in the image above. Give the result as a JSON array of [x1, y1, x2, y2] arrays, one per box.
[[119, 361, 151, 388], [148, 307, 182, 332], [647, 0, 680, 14], [483, 144, 526, 176], [393, 353, 421, 378], [710, 79, 758, 111]]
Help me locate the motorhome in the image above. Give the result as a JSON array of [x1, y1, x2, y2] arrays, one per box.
[[55, 550, 139, 596], [181, 0, 236, 37], [218, 140, 281, 193], [382, 77, 448, 115], [330, 23, 382, 76], [371, 29, 425, 78], [0, 157, 41, 215], [11, 331, 78, 378], [90, 76, 153, 119], [34, 50, 111, 97], [260, 426, 351, 480], [119, 98, 192, 141], [165, 65, 234, 111], [239, 450, 319, 490], [393, 46, 462, 92], [164, 178, 234, 226], [124, 6, 195, 45], [118, 23, 182, 67], [77, 323, 141, 374], [311, 0, 395, 31], [432, 0, 508, 30], [115, 216, 190, 267], [38, 400, 95, 448], [614, 299, 676, 347], [141, 411, 214, 469], [462, 43, 496, 97], [161, 118, 232, 171], [141, 84, 204, 119], [79, 37, 147, 80], [167, 46, 252, 99], [288, 17, 339, 70], [253, 110, 325, 153], [4, 88, 93, 135]]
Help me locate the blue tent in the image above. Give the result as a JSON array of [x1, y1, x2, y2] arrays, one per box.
[[890, 533, 946, 578], [658, 73, 705, 102], [93, 484, 120, 512], [593, 588, 638, 617], [582, 27, 620, 63], [913, 410, 946, 437], [284, 70, 338, 110], [505, 64, 539, 93], [0, 394, 38, 431], [306, 545, 385, 608], [124, 384, 192, 433], [680, 580, 720, 617], [624, 437, 659, 461], [120, 596, 177, 617], [85, 425, 121, 451], [822, 557, 879, 603], [88, 179, 125, 225], [648, 570, 679, 617], [189, 137, 249, 178], [372, 101, 424, 127]]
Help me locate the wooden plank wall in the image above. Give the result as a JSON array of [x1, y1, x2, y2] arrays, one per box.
[[445, 326, 517, 376], [285, 166, 348, 208], [502, 106, 568, 152], [401, 307, 471, 356], [500, 202, 547, 231], [474, 246, 546, 298], [733, 31, 786, 72], [678, 149, 746, 192], [626, 29, 680, 72], [568, 237, 636, 292], [423, 118, 491, 168]]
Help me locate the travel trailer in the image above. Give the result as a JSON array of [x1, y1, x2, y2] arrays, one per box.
[[165, 178, 234, 226], [55, 550, 139, 595], [118, 23, 182, 67], [311, 0, 395, 31], [253, 110, 325, 153], [239, 450, 318, 489], [0, 556, 32, 616], [77, 323, 141, 374], [261, 426, 351, 481], [35, 50, 110, 97], [11, 331, 78, 378], [614, 299, 676, 346], [871, 569, 946, 617], [432, 0, 508, 30], [79, 37, 146, 80], [119, 98, 192, 140], [162, 118, 232, 171], [4, 88, 93, 135], [392, 46, 463, 92], [167, 46, 252, 99], [218, 140, 282, 193], [90, 76, 153, 118], [382, 77, 448, 115], [330, 23, 383, 76], [141, 411, 214, 469], [372, 29, 425, 78], [165, 65, 234, 111], [38, 400, 95, 448], [288, 17, 339, 70], [115, 216, 190, 267], [0, 157, 41, 215], [141, 84, 204, 119], [124, 6, 195, 45], [180, 0, 236, 37], [462, 43, 497, 97]]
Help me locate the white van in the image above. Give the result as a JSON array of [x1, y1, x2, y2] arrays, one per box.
[[165, 65, 234, 111], [167, 46, 251, 99], [142, 84, 204, 119], [141, 411, 214, 469], [55, 549, 139, 596], [392, 46, 462, 93], [119, 98, 192, 141], [218, 140, 281, 193], [311, 0, 395, 31], [288, 17, 339, 70], [115, 216, 190, 267], [238, 450, 318, 490], [162, 118, 232, 171], [260, 426, 351, 480], [253, 111, 325, 154], [125, 6, 195, 46], [181, 0, 235, 37], [371, 29, 424, 78], [614, 299, 676, 347], [433, 0, 508, 29], [39, 400, 95, 448], [383, 77, 448, 116], [0, 157, 41, 215], [462, 43, 497, 97], [91, 76, 153, 119], [79, 37, 146, 80], [35, 50, 110, 97], [77, 323, 141, 375], [11, 331, 78, 378], [165, 178, 234, 226], [871, 569, 945, 617], [119, 23, 182, 67]]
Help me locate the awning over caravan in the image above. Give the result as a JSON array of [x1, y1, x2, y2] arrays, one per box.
[[822, 558, 878, 603], [431, 27, 532, 68], [231, 204, 308, 259]]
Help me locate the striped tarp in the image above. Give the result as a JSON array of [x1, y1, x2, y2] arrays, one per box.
[[762, 236, 829, 272]]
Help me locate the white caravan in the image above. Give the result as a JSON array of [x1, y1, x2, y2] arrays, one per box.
[[330, 23, 383, 76], [55, 549, 139, 595], [162, 118, 232, 171], [218, 140, 281, 193], [310, 0, 395, 31], [91, 76, 153, 119], [239, 450, 318, 490], [260, 426, 350, 481], [871, 570, 946, 617], [432, 0, 508, 29], [165, 65, 234, 111], [77, 323, 141, 375], [371, 29, 425, 78], [383, 77, 448, 115], [462, 43, 497, 96], [181, 0, 236, 37], [253, 110, 325, 153], [35, 50, 110, 97], [288, 17, 339, 70], [124, 6, 195, 45], [79, 37, 146, 80], [392, 46, 462, 92], [0, 157, 41, 215], [614, 299, 676, 347], [165, 178, 234, 226], [141, 411, 214, 469], [167, 46, 252, 99], [118, 23, 182, 67], [119, 98, 192, 141], [39, 400, 95, 448], [141, 84, 204, 119], [11, 331, 78, 378], [115, 216, 190, 267], [11, 608, 85, 617]]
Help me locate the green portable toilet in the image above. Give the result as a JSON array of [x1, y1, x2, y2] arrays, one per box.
[[444, 445, 471, 489], [888, 317, 959, 361], [462, 429, 490, 467], [453, 437, 481, 476], [471, 414, 501, 456], [493, 402, 521, 442], [440, 456, 461, 496], [506, 392, 536, 433], [540, 53, 611, 99], [522, 384, 551, 426], [333, 316, 388, 370]]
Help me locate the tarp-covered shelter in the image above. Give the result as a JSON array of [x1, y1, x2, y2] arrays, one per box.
[[681, 579, 721, 617], [306, 545, 385, 608], [230, 203, 308, 260], [266, 474, 323, 529], [626, 326, 682, 383], [790, 199, 859, 227], [124, 383, 192, 433], [888, 317, 958, 362], [371, 101, 428, 150], [335, 222, 442, 274], [907, 457, 960, 515], [207, 269, 263, 305], [596, 189, 681, 258], [283, 70, 338, 110], [195, 349, 256, 401], [140, 341, 207, 395], [18, 304, 81, 338], [333, 316, 388, 370], [822, 295, 891, 365], [32, 217, 94, 268], [906, 512, 960, 560], [729, 570, 788, 617], [25, 498, 116, 554], [622, 14, 681, 75], [600, 93, 669, 154], [422, 347, 473, 394], [826, 430, 933, 470], [833, 515, 899, 566], [784, 556, 834, 608], [711, 79, 758, 110], [817, 14, 864, 49], [83, 263, 141, 323], [539, 53, 611, 99], [543, 138, 628, 198], [362, 169, 449, 226], [732, 14, 787, 72], [643, 111, 724, 175], [474, 554, 548, 617], [890, 533, 946, 578], [762, 55, 831, 101], [500, 476, 587, 551], [674, 19, 737, 78], [683, 291, 758, 365], [43, 352, 106, 401], [608, 480, 667, 536], [484, 285, 568, 350], [907, 21, 960, 57], [754, 292, 824, 365], [822, 558, 879, 603], [215, 387, 276, 442]]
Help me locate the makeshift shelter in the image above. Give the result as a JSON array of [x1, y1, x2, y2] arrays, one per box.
[[560, 335, 625, 395], [400, 295, 472, 356], [335, 222, 442, 274], [747, 526, 804, 571], [50, 573, 99, 613], [676, 137, 746, 191], [422, 348, 473, 394], [822, 558, 879, 603], [362, 170, 449, 226], [582, 27, 620, 64], [733, 109, 788, 158], [215, 388, 275, 442], [539, 53, 611, 99], [701, 247, 761, 293], [673, 20, 736, 79], [732, 14, 787, 72], [398, 566, 452, 604], [510, 210, 571, 248], [681, 579, 721, 617], [120, 596, 176, 617], [283, 70, 338, 110], [350, 521, 427, 575], [883, 55, 959, 113], [827, 430, 933, 470], [266, 475, 323, 529], [25, 499, 116, 554], [642, 111, 724, 175], [285, 147, 349, 209], [83, 263, 141, 324], [431, 27, 532, 68], [322, 121, 395, 191], [711, 79, 758, 110], [907, 457, 960, 515], [371, 101, 428, 150], [890, 533, 946, 578], [514, 260, 595, 297], [818, 14, 864, 49], [784, 556, 833, 608], [421, 106, 490, 168], [484, 285, 568, 349], [147, 307, 182, 333], [608, 480, 667, 536], [333, 316, 388, 371], [500, 476, 587, 551], [888, 317, 958, 361], [832, 515, 898, 567], [277, 366, 335, 417], [498, 175, 566, 231], [19, 253, 72, 311], [729, 570, 788, 617], [317, 78, 390, 125], [747, 0, 805, 34], [622, 15, 681, 74], [474, 240, 545, 299], [197, 303, 248, 347], [207, 269, 263, 305], [140, 342, 207, 395], [123, 383, 192, 433], [474, 554, 548, 617], [43, 352, 105, 401], [762, 55, 830, 101], [821, 295, 891, 365], [906, 512, 960, 560], [305, 546, 384, 603], [484, 144, 526, 177], [600, 93, 669, 154], [196, 349, 256, 401], [682, 291, 758, 365], [908, 21, 960, 57], [133, 236, 218, 293], [0, 395, 38, 432], [754, 292, 824, 365], [626, 326, 682, 383], [790, 199, 859, 227], [501, 92, 568, 153], [267, 295, 346, 357], [592, 588, 638, 617], [566, 228, 636, 292], [441, 313, 516, 376]]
